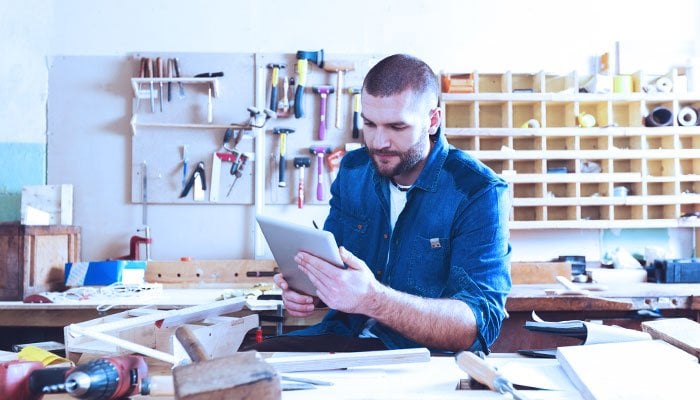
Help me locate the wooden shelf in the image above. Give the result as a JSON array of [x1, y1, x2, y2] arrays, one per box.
[[442, 69, 700, 229]]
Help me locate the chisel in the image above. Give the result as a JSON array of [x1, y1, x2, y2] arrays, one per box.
[[455, 351, 529, 400], [155, 57, 164, 112], [172, 57, 185, 98], [146, 58, 155, 112]]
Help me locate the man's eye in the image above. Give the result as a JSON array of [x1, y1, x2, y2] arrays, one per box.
[[363, 120, 376, 127], [390, 125, 408, 130]]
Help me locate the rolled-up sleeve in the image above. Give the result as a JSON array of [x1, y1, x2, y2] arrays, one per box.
[[446, 182, 512, 352]]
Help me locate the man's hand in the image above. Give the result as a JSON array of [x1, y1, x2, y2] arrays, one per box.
[[273, 273, 319, 317], [295, 246, 384, 315]]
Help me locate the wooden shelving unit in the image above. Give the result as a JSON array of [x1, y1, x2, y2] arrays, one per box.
[[441, 70, 700, 229]]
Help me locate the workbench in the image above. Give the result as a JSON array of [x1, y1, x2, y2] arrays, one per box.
[[0, 284, 698, 352]]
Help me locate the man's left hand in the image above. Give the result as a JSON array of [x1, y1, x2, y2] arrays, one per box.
[[295, 246, 383, 315]]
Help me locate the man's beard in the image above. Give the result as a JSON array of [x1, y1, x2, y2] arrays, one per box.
[[367, 132, 429, 178]]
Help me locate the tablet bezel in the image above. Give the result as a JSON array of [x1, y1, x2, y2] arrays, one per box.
[[256, 214, 344, 295]]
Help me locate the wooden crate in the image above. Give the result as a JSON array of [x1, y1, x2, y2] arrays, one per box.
[[0, 223, 80, 300]]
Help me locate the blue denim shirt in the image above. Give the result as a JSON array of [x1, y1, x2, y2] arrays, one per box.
[[288, 131, 512, 353]]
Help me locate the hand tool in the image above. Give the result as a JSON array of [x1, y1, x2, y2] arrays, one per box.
[[0, 360, 46, 400], [155, 57, 164, 112], [312, 86, 334, 140], [323, 59, 356, 128], [272, 127, 294, 187], [293, 157, 310, 208], [207, 85, 213, 123], [180, 161, 207, 199], [181, 145, 189, 190], [172, 57, 185, 98], [226, 153, 249, 198], [349, 87, 362, 138], [267, 63, 286, 111], [310, 145, 331, 201], [194, 71, 225, 78], [455, 351, 529, 400], [135, 57, 148, 110], [173, 325, 281, 399], [167, 58, 173, 102], [146, 57, 155, 112], [294, 49, 324, 118], [280, 76, 290, 112], [326, 148, 345, 183], [63, 355, 149, 400]]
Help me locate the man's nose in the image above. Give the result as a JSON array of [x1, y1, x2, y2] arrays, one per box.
[[371, 128, 391, 149]]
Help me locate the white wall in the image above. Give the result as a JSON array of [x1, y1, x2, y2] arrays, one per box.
[[4, 0, 700, 261]]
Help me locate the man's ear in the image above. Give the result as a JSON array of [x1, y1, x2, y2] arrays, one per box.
[[428, 107, 442, 135]]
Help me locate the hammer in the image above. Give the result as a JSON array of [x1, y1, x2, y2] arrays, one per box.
[[272, 127, 294, 187], [348, 87, 362, 139], [173, 325, 281, 400], [293, 157, 311, 208], [313, 85, 334, 140], [266, 63, 285, 111], [323, 60, 356, 129], [310, 145, 331, 201], [294, 49, 324, 118]]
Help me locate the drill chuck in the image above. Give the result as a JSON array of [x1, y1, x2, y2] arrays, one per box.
[[65, 359, 119, 399]]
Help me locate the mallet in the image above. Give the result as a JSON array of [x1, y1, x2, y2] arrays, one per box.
[[313, 85, 334, 140], [310, 145, 331, 201], [272, 127, 294, 187]]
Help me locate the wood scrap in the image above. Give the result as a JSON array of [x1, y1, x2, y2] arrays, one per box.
[[265, 347, 430, 373], [642, 318, 700, 358]]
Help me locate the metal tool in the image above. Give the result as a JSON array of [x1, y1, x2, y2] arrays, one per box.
[[172, 57, 185, 98], [180, 161, 207, 199], [267, 63, 286, 111], [226, 153, 249, 198], [349, 87, 362, 138], [64, 355, 149, 400], [313, 86, 334, 140], [323, 59, 356, 128], [293, 157, 310, 208], [155, 57, 163, 112], [167, 58, 173, 102], [455, 351, 529, 400], [135, 57, 148, 110], [272, 127, 294, 187], [310, 146, 331, 201], [146, 57, 155, 112], [294, 49, 324, 118]]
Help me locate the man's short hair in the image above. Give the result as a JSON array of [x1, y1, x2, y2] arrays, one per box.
[[363, 54, 439, 108]]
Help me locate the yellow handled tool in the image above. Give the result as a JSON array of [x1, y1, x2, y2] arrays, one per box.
[[455, 351, 528, 400]]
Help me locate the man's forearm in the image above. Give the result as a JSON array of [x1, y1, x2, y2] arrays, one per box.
[[363, 285, 478, 351]]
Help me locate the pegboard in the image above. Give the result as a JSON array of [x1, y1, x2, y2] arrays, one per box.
[[257, 52, 380, 206], [130, 52, 380, 206], [130, 53, 260, 204]]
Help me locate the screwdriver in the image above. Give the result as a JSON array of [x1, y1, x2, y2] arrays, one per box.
[[172, 58, 185, 98], [455, 351, 529, 400], [155, 57, 164, 112], [146, 58, 155, 112], [226, 153, 249, 197]]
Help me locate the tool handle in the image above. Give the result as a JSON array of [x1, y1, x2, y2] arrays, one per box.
[[278, 134, 287, 187], [270, 85, 278, 111], [352, 93, 361, 138], [298, 167, 304, 208], [294, 85, 304, 118], [143, 375, 174, 396], [335, 72, 344, 129], [319, 94, 327, 140], [316, 155, 324, 201], [455, 351, 501, 392], [175, 325, 209, 362]]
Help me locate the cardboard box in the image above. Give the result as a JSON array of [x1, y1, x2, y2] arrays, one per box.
[[65, 260, 147, 286]]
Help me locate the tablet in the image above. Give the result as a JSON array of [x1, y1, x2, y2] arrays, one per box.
[[256, 214, 344, 295]]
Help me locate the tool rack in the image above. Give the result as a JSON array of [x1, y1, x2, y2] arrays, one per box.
[[441, 69, 700, 229]]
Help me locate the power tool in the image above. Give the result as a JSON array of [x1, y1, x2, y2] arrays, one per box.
[[63, 355, 149, 399]]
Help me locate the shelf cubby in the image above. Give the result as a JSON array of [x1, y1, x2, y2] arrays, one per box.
[[441, 69, 700, 228]]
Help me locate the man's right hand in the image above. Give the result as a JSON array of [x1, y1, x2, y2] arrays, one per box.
[[273, 273, 319, 317]]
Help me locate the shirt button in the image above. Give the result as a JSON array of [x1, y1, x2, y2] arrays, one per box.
[[377, 270, 383, 277], [383, 233, 388, 239], [357, 224, 363, 230]]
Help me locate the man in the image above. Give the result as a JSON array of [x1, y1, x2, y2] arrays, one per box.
[[252, 54, 511, 353]]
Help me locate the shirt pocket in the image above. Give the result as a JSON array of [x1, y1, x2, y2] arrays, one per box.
[[340, 211, 368, 256], [407, 235, 451, 298]]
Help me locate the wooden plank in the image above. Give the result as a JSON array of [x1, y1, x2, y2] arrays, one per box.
[[146, 259, 277, 287], [511, 262, 571, 284], [642, 318, 700, 358], [557, 340, 700, 400], [265, 348, 431, 373]]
